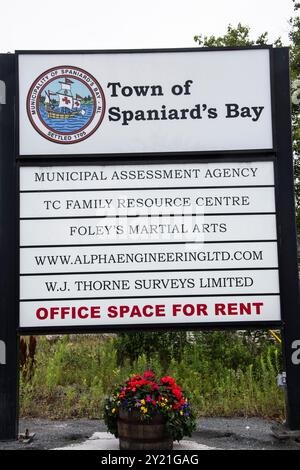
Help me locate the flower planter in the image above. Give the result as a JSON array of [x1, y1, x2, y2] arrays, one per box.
[[118, 409, 173, 450], [104, 371, 196, 446]]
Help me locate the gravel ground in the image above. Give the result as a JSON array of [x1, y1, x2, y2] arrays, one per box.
[[1, 417, 300, 450]]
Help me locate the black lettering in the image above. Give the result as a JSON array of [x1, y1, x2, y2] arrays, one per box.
[[107, 82, 121, 97], [225, 103, 239, 118], [108, 107, 121, 122]]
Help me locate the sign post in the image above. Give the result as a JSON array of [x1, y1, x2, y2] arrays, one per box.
[[0, 54, 18, 440], [273, 48, 300, 430]]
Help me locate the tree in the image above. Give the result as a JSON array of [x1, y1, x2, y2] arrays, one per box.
[[195, 10, 300, 241], [115, 330, 190, 370], [290, 1, 300, 235], [194, 23, 282, 48]]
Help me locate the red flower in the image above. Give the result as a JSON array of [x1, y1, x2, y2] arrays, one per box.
[[138, 378, 147, 386], [149, 382, 159, 391], [132, 374, 141, 380], [161, 376, 176, 386], [171, 385, 182, 400], [144, 371, 155, 379], [173, 402, 181, 410]]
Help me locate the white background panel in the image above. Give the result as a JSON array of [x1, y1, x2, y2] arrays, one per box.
[[20, 214, 278, 246], [19, 50, 272, 155], [19, 295, 281, 328], [20, 242, 279, 274], [20, 162, 275, 191], [20, 187, 276, 218], [20, 269, 280, 299]]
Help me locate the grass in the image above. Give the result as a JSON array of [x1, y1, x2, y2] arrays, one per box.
[[19, 332, 285, 420]]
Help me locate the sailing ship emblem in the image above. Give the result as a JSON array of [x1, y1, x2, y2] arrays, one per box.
[[44, 78, 87, 119], [27, 66, 106, 144]]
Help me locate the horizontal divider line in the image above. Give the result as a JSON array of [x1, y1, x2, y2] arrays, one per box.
[[19, 293, 281, 302], [20, 267, 280, 276], [19, 239, 278, 248], [19, 184, 276, 193], [20, 212, 277, 220]]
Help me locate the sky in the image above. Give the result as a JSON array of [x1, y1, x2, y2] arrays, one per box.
[[0, 0, 294, 52]]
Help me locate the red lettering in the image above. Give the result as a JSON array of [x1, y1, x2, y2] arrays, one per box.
[[130, 305, 142, 317], [172, 304, 208, 316], [215, 304, 226, 315], [35, 305, 101, 321], [61, 306, 70, 319], [197, 304, 208, 315], [36, 307, 48, 320], [107, 305, 118, 318], [214, 302, 264, 316], [156, 305, 166, 317], [172, 304, 181, 316], [107, 304, 166, 318], [72, 306, 77, 319], [50, 307, 60, 319], [252, 302, 263, 315], [240, 303, 252, 315], [91, 306, 101, 318], [78, 306, 88, 319], [228, 303, 238, 315], [120, 305, 130, 317]]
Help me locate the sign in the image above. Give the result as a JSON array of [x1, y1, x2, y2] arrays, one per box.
[[18, 49, 273, 155], [19, 161, 280, 328], [10, 47, 300, 432]]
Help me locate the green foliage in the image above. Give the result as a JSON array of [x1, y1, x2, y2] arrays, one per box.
[[19, 332, 284, 421], [290, 1, 300, 83], [115, 331, 190, 369], [290, 1, 300, 236], [194, 23, 282, 48]]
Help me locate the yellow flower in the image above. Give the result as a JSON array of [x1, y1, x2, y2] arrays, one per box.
[[112, 408, 116, 413], [180, 410, 184, 416], [141, 399, 145, 405], [143, 407, 148, 413]]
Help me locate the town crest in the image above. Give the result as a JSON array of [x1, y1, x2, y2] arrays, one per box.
[[27, 66, 105, 144]]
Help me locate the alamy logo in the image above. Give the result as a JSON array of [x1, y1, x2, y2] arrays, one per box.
[[27, 66, 106, 144]]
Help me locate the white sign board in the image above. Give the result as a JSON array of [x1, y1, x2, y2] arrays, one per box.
[[19, 161, 281, 327], [18, 49, 273, 155]]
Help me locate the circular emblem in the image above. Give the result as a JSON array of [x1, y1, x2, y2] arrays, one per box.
[[27, 65, 106, 144]]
